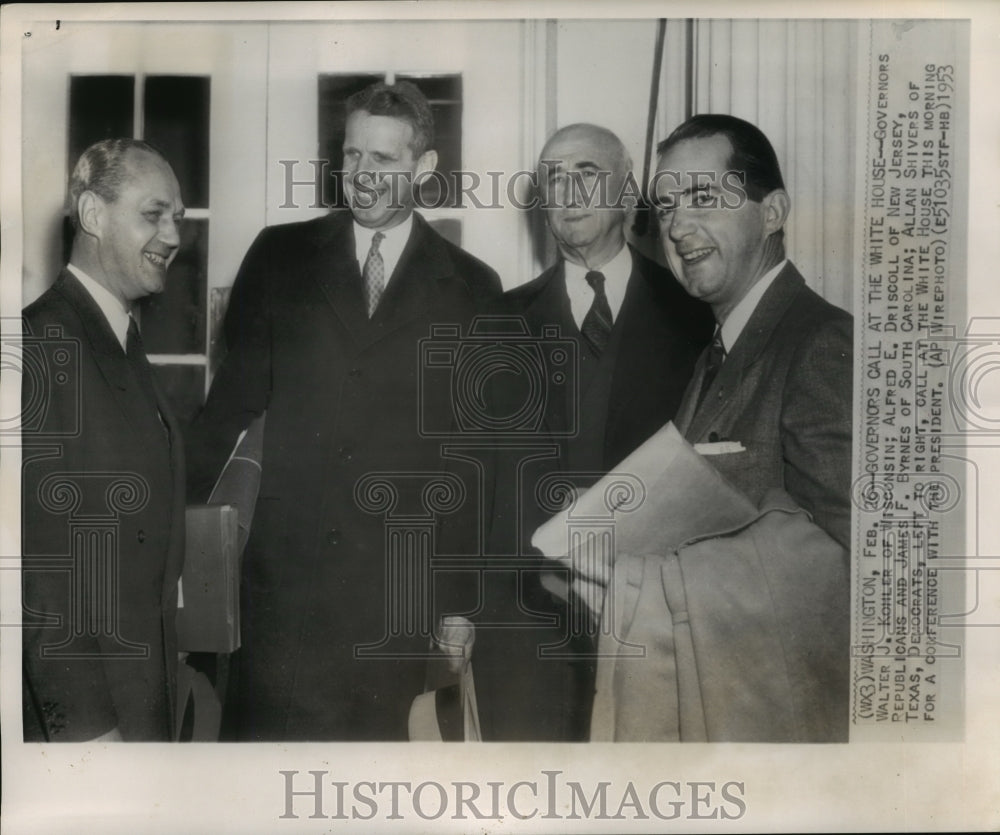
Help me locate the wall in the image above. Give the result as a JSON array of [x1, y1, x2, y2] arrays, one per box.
[[20, 18, 856, 306]]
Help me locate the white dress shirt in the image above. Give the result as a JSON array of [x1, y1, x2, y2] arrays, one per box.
[[564, 244, 632, 330], [718, 259, 787, 353], [353, 214, 414, 291], [67, 263, 130, 350]]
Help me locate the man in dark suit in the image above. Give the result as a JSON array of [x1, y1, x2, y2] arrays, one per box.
[[461, 124, 713, 741], [559, 116, 852, 742], [22, 138, 187, 741], [653, 114, 853, 548], [186, 81, 500, 740]]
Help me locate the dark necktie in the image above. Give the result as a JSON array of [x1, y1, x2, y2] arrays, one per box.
[[362, 231, 386, 317], [581, 270, 613, 356], [695, 329, 726, 410], [126, 316, 165, 430]]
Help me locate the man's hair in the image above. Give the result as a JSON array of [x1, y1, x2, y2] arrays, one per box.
[[656, 113, 785, 202], [345, 81, 435, 158], [539, 123, 633, 175], [68, 138, 166, 229]]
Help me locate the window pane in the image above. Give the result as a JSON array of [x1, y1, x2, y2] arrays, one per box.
[[68, 75, 135, 171], [150, 364, 205, 429], [318, 74, 385, 208], [144, 76, 211, 208], [398, 74, 462, 208], [137, 218, 208, 354], [401, 75, 461, 103]]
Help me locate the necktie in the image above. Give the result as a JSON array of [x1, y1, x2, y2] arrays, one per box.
[[126, 316, 165, 430], [581, 270, 613, 356], [362, 231, 386, 317], [695, 329, 726, 410]]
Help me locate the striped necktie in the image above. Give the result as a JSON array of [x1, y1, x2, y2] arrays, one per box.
[[581, 270, 613, 356]]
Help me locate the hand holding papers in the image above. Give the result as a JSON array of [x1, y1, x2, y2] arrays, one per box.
[[436, 615, 475, 675], [532, 423, 851, 742], [531, 422, 757, 622]]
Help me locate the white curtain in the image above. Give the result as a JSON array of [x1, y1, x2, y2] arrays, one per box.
[[659, 19, 859, 313]]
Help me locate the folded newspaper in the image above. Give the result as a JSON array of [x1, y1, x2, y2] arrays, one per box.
[[531, 421, 758, 558]]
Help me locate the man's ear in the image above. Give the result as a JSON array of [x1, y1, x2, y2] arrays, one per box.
[[414, 149, 438, 179], [761, 188, 790, 237], [76, 191, 105, 239]]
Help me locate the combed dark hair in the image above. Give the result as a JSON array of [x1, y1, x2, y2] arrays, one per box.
[[656, 114, 785, 202], [345, 80, 435, 157], [68, 138, 166, 229]]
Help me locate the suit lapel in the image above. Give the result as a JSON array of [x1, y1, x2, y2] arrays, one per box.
[[54, 271, 140, 423], [685, 263, 805, 440], [55, 270, 184, 448], [673, 350, 708, 435], [364, 214, 455, 343], [521, 264, 578, 437], [310, 212, 459, 352], [148, 362, 183, 455], [308, 211, 371, 345]]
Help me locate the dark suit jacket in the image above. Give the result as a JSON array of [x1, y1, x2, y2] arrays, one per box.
[[454, 246, 713, 741], [674, 261, 854, 548], [487, 246, 714, 547], [22, 270, 185, 741], [186, 210, 500, 741]]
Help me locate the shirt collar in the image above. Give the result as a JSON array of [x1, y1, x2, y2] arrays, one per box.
[[564, 243, 633, 325], [718, 259, 787, 354], [353, 213, 414, 284], [66, 263, 131, 350]]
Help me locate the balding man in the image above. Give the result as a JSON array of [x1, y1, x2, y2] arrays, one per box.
[[527, 123, 714, 471], [22, 138, 187, 741], [459, 124, 713, 741]]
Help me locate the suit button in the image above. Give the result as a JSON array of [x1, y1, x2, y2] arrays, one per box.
[[339, 445, 353, 462], [137, 530, 146, 543], [326, 529, 340, 546], [348, 368, 361, 378]]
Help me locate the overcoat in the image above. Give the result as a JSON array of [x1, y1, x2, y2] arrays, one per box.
[[187, 210, 501, 740]]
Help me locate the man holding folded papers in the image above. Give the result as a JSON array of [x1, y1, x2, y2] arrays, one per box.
[[654, 114, 853, 550], [554, 115, 853, 742], [458, 123, 712, 742]]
